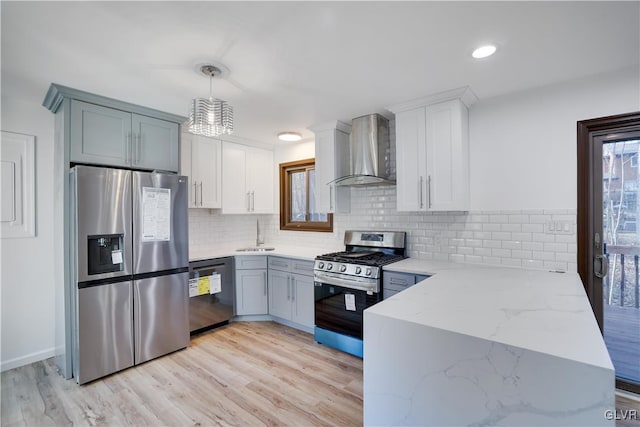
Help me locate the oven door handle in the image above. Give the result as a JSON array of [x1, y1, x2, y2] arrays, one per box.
[[314, 271, 379, 293]]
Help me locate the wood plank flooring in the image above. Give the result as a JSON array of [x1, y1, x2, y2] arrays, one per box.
[[1, 322, 362, 426], [1, 321, 639, 426]]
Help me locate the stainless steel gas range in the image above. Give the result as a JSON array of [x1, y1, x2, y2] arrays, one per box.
[[313, 230, 406, 357]]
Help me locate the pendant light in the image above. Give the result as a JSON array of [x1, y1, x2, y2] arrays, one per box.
[[188, 64, 234, 137]]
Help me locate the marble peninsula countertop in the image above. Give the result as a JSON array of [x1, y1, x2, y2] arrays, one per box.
[[377, 258, 612, 370]]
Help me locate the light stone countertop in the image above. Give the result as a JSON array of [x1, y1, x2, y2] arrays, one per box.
[[372, 258, 612, 370], [189, 244, 342, 263]]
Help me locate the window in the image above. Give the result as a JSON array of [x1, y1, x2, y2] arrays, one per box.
[[279, 158, 332, 232]]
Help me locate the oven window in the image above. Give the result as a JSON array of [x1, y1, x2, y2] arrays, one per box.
[[314, 282, 381, 339]]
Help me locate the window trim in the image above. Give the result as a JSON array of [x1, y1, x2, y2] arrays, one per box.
[[279, 158, 333, 232]]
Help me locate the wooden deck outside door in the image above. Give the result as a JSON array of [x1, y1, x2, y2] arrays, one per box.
[[577, 111, 640, 394]]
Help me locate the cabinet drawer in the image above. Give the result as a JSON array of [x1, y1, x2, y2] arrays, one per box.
[[235, 255, 268, 270], [290, 259, 314, 276], [268, 256, 291, 272], [383, 271, 415, 291]]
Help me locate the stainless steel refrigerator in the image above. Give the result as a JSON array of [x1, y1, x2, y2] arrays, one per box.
[[70, 165, 189, 384]]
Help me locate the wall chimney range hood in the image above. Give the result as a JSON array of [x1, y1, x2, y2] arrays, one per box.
[[332, 113, 395, 186]]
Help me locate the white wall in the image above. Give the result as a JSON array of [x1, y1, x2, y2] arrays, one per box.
[[1, 87, 57, 370], [470, 66, 640, 211]]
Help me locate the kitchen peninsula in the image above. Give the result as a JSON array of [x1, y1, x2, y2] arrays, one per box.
[[364, 260, 615, 426]]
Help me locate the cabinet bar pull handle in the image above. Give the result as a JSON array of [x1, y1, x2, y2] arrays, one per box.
[[291, 277, 295, 301], [247, 192, 251, 211], [287, 276, 290, 300], [263, 272, 267, 295], [126, 132, 131, 164], [427, 175, 432, 209], [193, 182, 198, 207], [419, 176, 424, 208], [329, 185, 333, 211], [199, 182, 203, 206], [251, 191, 255, 212], [136, 133, 142, 165]]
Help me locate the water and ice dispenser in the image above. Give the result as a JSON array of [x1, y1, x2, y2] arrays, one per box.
[[87, 234, 124, 275]]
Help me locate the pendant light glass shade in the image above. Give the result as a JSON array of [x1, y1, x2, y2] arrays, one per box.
[[188, 65, 234, 137]]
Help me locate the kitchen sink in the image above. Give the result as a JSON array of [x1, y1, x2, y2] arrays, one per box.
[[235, 247, 275, 252]]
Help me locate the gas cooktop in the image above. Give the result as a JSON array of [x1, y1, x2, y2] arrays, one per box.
[[316, 251, 405, 267]]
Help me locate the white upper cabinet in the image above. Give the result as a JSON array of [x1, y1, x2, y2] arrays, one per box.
[[222, 141, 274, 214], [388, 87, 477, 212], [70, 99, 179, 172], [181, 133, 222, 209], [309, 120, 351, 214]]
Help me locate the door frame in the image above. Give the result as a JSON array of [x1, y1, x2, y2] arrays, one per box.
[[577, 111, 640, 394]]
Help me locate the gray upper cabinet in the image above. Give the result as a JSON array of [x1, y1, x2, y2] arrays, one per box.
[[71, 100, 179, 172], [132, 114, 179, 172], [45, 84, 185, 173], [70, 100, 132, 168]]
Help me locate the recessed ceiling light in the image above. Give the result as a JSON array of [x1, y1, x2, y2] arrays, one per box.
[[278, 131, 302, 142], [472, 44, 497, 59]]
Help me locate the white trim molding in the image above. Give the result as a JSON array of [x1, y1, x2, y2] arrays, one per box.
[[1, 131, 36, 238]]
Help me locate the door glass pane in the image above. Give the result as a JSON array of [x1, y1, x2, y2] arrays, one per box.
[[308, 169, 327, 222], [290, 171, 306, 222], [602, 139, 640, 385]]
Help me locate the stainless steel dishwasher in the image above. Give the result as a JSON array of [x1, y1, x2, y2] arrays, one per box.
[[189, 257, 235, 335]]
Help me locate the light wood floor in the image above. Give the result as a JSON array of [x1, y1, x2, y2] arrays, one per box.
[[1, 322, 363, 426], [1, 321, 639, 426]]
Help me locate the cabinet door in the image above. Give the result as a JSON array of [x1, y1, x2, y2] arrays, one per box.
[[222, 142, 248, 214], [246, 147, 274, 214], [395, 107, 427, 211], [425, 99, 469, 211], [291, 273, 314, 328], [180, 133, 197, 208], [314, 128, 350, 214], [132, 114, 179, 172], [235, 269, 268, 315], [193, 137, 222, 208], [268, 269, 292, 320], [70, 100, 132, 168]]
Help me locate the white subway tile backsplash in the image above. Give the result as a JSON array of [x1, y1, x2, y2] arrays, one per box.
[[190, 186, 577, 274]]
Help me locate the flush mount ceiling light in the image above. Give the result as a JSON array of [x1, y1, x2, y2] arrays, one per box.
[[277, 131, 302, 142], [188, 64, 234, 137], [472, 44, 497, 59]]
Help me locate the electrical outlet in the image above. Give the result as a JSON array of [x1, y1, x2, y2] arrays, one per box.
[[546, 220, 574, 235]]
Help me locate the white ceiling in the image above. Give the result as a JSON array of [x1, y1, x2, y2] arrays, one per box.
[[2, 1, 638, 146]]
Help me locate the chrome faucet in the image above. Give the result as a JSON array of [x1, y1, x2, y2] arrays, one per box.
[[256, 219, 264, 247]]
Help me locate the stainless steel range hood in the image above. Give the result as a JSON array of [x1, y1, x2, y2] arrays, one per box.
[[332, 113, 395, 186]]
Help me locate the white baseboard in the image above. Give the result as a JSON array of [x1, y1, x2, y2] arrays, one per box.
[[1, 347, 55, 372]]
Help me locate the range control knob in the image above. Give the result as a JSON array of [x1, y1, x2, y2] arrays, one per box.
[[355, 267, 362, 274], [327, 263, 333, 271], [340, 265, 347, 272], [365, 268, 372, 276], [318, 262, 325, 269]]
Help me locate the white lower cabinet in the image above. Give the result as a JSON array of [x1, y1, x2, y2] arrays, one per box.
[[267, 257, 314, 329], [235, 256, 268, 315]]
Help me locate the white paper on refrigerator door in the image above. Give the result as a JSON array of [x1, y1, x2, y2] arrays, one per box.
[[141, 187, 171, 242]]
